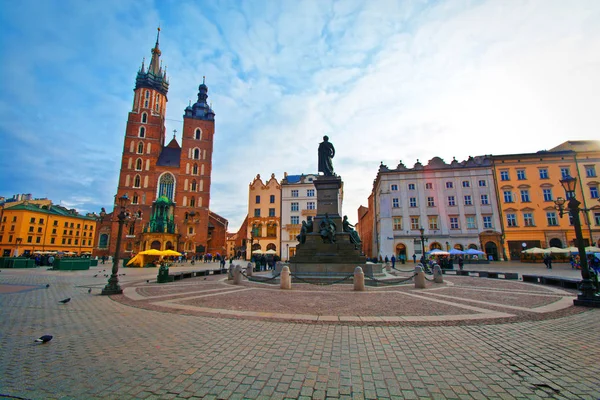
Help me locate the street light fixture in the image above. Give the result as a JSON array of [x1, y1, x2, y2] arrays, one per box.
[[419, 227, 428, 265], [554, 176, 600, 307], [101, 194, 130, 296]]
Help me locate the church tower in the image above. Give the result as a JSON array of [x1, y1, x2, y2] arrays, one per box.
[[96, 29, 226, 260]]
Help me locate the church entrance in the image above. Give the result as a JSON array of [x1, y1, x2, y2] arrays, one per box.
[[484, 241, 498, 261]]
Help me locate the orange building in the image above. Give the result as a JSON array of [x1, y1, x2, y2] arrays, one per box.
[[491, 140, 600, 259], [246, 174, 281, 258], [0, 202, 96, 257]]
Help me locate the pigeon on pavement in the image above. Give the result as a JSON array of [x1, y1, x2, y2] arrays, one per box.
[[46, 284, 50, 288], [34, 335, 53, 343], [93, 274, 98, 277], [59, 298, 71, 304], [88, 288, 92, 293]]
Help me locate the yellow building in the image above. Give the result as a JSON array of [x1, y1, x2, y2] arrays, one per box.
[[491, 140, 600, 259], [0, 202, 97, 257], [247, 173, 281, 258]]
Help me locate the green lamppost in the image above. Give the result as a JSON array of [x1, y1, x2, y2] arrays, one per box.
[[554, 175, 600, 307], [419, 227, 428, 265], [101, 194, 130, 295]]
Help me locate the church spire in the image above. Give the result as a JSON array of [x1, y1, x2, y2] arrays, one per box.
[[135, 28, 169, 96], [148, 27, 162, 75]]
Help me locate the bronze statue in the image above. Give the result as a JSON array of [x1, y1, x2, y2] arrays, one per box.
[[318, 135, 335, 176], [296, 221, 308, 244], [342, 215, 361, 244], [306, 216, 314, 233], [319, 213, 336, 243]]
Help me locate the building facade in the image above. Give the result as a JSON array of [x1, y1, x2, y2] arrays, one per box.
[[371, 156, 503, 261], [280, 172, 343, 261], [0, 202, 97, 257], [94, 30, 227, 259], [246, 174, 281, 258], [491, 141, 600, 259]]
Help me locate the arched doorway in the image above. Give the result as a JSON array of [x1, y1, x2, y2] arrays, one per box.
[[165, 241, 173, 250], [151, 240, 161, 250], [395, 243, 407, 262], [485, 241, 498, 261], [454, 244, 464, 251], [266, 243, 276, 251], [430, 242, 442, 250], [468, 244, 478, 250], [549, 238, 563, 248]]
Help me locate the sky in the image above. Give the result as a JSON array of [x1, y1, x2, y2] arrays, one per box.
[[1, 0, 599, 232]]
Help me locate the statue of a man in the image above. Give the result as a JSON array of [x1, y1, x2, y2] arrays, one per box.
[[319, 213, 337, 243], [342, 215, 361, 245], [318, 135, 335, 176]]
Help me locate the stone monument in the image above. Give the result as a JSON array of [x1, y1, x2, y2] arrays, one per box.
[[288, 136, 383, 280]]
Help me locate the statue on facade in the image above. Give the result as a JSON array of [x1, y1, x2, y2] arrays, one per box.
[[342, 215, 361, 245], [319, 213, 337, 243], [318, 135, 335, 176]]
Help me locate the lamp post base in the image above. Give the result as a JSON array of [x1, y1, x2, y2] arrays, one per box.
[[573, 294, 600, 308], [101, 275, 123, 295]]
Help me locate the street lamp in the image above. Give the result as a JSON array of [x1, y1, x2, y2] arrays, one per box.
[[554, 175, 600, 307], [419, 227, 428, 265], [15, 237, 22, 257], [101, 194, 130, 295], [248, 233, 254, 261]]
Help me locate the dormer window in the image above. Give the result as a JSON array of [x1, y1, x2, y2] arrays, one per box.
[[141, 113, 147, 123], [195, 128, 202, 140]]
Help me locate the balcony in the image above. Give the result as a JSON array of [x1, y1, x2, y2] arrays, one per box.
[[301, 209, 317, 216]]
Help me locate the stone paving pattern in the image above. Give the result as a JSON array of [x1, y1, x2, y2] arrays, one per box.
[[1, 261, 599, 399]]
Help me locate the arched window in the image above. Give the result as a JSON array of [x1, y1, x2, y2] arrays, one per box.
[[195, 128, 202, 140], [191, 180, 197, 191], [190, 197, 196, 207], [139, 126, 145, 138], [157, 173, 175, 201], [144, 100, 149, 108], [134, 175, 141, 188], [141, 113, 147, 123], [137, 142, 144, 154], [135, 158, 143, 171], [132, 194, 139, 204], [99, 234, 109, 249], [193, 148, 200, 159], [136, 210, 142, 219], [128, 223, 135, 236], [192, 163, 198, 175], [145, 90, 150, 99]]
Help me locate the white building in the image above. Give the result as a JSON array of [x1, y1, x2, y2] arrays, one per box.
[[372, 156, 503, 261], [280, 173, 343, 260]]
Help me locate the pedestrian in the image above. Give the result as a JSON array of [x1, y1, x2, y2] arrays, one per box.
[[48, 255, 55, 267], [412, 254, 417, 264], [391, 255, 396, 269], [384, 255, 389, 264], [543, 254, 550, 269], [458, 256, 464, 270]]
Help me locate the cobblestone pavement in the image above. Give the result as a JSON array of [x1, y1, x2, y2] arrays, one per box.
[[1, 263, 599, 399]]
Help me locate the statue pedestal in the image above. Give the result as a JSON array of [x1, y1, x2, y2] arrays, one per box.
[[289, 175, 377, 281]]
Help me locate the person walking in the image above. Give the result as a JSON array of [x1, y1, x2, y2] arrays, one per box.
[[458, 256, 464, 270], [391, 255, 396, 269]]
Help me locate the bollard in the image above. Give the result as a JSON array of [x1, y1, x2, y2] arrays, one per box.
[[414, 266, 426, 289], [385, 262, 391, 272], [433, 264, 444, 283], [354, 266, 365, 291], [246, 262, 253, 277], [280, 266, 291, 289], [228, 264, 235, 280], [233, 265, 242, 284]]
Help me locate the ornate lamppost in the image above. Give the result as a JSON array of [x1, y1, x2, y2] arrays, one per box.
[[419, 227, 428, 265], [554, 175, 600, 307], [101, 194, 130, 296], [247, 233, 254, 261]]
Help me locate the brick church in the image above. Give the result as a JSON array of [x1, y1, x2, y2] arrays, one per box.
[[94, 29, 228, 260]]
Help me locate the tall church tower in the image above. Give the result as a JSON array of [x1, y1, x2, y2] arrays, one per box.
[[97, 29, 225, 259]]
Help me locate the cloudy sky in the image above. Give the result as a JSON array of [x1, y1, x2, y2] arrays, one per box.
[[1, 0, 599, 232]]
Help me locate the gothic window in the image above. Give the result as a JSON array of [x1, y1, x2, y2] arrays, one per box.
[[135, 158, 143, 171], [195, 128, 202, 140], [99, 234, 109, 249], [193, 148, 200, 159], [144, 100, 149, 108], [145, 90, 149, 99], [128, 223, 135, 236], [139, 126, 145, 138], [132, 194, 139, 204], [133, 175, 141, 188], [190, 197, 196, 207], [191, 180, 197, 191], [136, 210, 142, 218], [137, 142, 144, 154], [192, 163, 198, 175], [157, 173, 175, 201], [141, 113, 147, 123]]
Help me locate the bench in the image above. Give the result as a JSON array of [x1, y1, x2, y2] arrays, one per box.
[[522, 274, 580, 289], [165, 269, 227, 282]]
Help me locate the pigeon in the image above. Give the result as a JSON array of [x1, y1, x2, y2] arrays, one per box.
[[146, 280, 150, 283], [34, 335, 53, 343], [46, 284, 50, 288], [59, 298, 71, 304], [88, 288, 92, 293], [93, 274, 98, 277]]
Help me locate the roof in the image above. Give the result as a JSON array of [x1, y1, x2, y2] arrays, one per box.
[[549, 140, 600, 152], [3, 203, 96, 220], [156, 139, 181, 167]]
